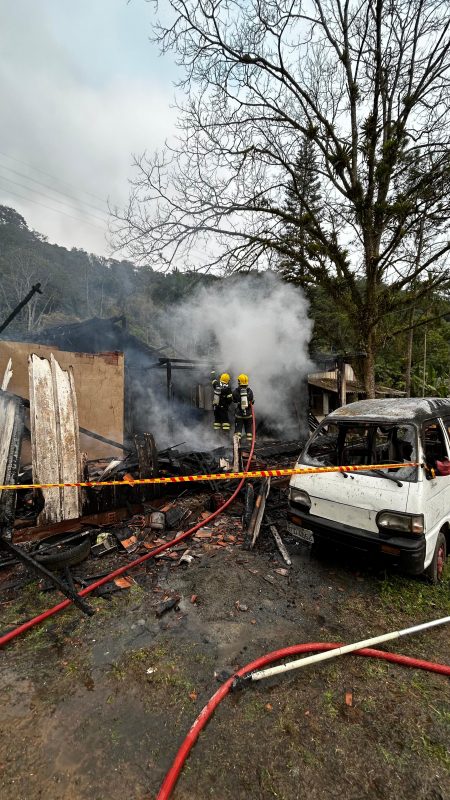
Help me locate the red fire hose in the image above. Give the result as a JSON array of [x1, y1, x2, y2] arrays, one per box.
[[156, 641, 450, 800], [0, 412, 257, 648]]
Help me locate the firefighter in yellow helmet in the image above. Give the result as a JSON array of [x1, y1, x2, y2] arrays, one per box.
[[232, 373, 254, 443], [210, 370, 233, 434]]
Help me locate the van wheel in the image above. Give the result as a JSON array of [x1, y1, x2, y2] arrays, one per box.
[[425, 532, 447, 585], [311, 539, 328, 559]]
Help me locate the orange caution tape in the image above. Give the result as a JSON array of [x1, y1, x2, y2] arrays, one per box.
[[0, 462, 420, 491]]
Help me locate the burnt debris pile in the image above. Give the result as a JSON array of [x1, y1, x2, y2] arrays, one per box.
[[0, 410, 305, 619]]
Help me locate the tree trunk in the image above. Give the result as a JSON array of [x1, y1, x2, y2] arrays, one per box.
[[363, 333, 376, 398], [404, 306, 415, 397]]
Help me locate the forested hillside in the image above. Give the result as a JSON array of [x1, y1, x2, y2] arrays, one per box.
[[0, 204, 449, 395], [0, 204, 219, 352]]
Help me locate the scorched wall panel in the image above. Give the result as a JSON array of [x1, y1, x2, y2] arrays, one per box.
[[0, 342, 124, 457]]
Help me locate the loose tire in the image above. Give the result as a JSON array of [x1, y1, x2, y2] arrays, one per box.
[[34, 537, 91, 569], [425, 531, 447, 585]]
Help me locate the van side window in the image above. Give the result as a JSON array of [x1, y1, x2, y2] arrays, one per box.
[[422, 421, 449, 468], [373, 425, 414, 464], [307, 424, 371, 466]]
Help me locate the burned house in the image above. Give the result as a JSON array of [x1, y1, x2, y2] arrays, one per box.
[[3, 315, 214, 451]]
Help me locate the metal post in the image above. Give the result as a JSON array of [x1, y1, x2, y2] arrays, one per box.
[[336, 356, 347, 407], [166, 359, 173, 437]]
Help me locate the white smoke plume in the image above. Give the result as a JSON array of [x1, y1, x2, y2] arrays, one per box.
[[168, 272, 313, 439]]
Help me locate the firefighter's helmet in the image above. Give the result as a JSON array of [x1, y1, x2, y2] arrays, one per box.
[[220, 372, 230, 384], [238, 373, 249, 385]]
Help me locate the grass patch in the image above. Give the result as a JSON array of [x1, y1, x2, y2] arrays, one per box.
[[322, 689, 338, 718], [109, 641, 196, 704], [362, 660, 390, 678], [109, 726, 121, 745], [275, 712, 298, 738], [378, 744, 400, 766], [259, 766, 284, 798], [431, 707, 450, 726], [241, 696, 266, 723], [109, 647, 152, 680], [360, 695, 377, 713], [417, 734, 450, 768], [379, 567, 450, 617], [3, 581, 50, 624]]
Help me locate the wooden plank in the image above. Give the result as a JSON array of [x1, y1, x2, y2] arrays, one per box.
[[51, 354, 81, 521], [243, 477, 271, 549], [0, 395, 16, 486], [29, 354, 82, 525], [1, 358, 13, 391], [233, 434, 240, 472], [0, 392, 24, 536], [251, 478, 270, 548], [29, 354, 61, 524], [13, 504, 144, 544], [269, 524, 292, 566]]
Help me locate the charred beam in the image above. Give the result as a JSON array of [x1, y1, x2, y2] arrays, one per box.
[[243, 478, 271, 550], [269, 524, 292, 566], [0, 538, 94, 615], [0, 283, 42, 336]]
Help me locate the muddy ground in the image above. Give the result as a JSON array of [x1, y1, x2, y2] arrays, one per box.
[[1, 507, 450, 800]]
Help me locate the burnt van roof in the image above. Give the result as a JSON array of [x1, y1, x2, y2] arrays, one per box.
[[328, 398, 450, 423]]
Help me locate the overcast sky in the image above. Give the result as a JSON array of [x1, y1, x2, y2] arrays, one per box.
[[0, 0, 177, 255]]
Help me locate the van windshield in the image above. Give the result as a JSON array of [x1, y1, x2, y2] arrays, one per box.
[[301, 421, 418, 482]]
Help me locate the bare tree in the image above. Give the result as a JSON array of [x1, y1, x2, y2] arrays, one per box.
[[113, 0, 450, 395], [0, 249, 53, 333]]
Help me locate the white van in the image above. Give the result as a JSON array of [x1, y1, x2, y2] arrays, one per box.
[[287, 399, 450, 583]]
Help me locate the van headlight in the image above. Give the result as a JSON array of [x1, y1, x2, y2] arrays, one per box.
[[289, 487, 311, 510], [376, 511, 424, 535]]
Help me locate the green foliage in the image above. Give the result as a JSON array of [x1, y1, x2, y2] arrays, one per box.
[[305, 271, 450, 395], [380, 566, 450, 617], [0, 205, 216, 345], [279, 137, 323, 283], [1, 203, 448, 396]]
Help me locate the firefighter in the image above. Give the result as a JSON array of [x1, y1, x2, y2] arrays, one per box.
[[233, 373, 254, 444], [210, 370, 233, 434]]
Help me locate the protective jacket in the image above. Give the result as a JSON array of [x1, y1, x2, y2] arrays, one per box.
[[211, 378, 233, 409], [232, 386, 254, 418]]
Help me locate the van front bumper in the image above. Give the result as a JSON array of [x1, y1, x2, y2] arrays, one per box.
[[287, 507, 426, 575]]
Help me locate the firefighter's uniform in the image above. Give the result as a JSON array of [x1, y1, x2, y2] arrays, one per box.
[[211, 372, 233, 433], [232, 374, 254, 443]]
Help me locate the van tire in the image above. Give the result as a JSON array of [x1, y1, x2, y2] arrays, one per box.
[[311, 539, 328, 559], [425, 532, 447, 585]]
